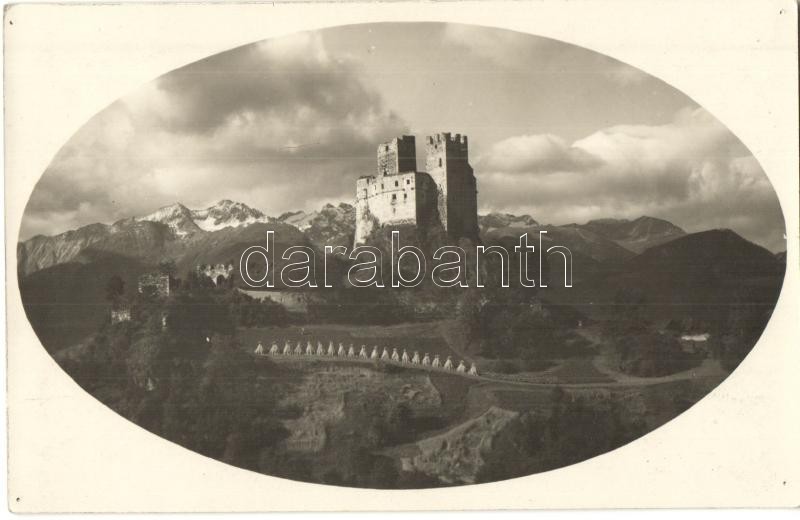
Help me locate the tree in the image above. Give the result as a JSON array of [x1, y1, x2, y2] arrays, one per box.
[[158, 259, 177, 278], [105, 275, 125, 304]]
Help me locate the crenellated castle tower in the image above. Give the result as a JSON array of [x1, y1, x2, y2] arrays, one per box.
[[425, 133, 479, 241], [355, 132, 479, 245]]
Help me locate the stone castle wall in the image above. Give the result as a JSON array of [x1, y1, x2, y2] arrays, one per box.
[[197, 263, 234, 285], [357, 171, 419, 226], [238, 288, 323, 312]]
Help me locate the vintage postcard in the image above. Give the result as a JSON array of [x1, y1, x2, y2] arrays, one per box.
[[5, 0, 798, 512]]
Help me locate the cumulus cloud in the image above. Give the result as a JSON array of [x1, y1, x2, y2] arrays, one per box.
[[479, 134, 600, 174], [442, 23, 652, 87], [23, 32, 406, 238], [22, 26, 785, 253], [477, 107, 785, 251]]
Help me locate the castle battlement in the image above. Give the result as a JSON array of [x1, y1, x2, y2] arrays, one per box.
[[355, 133, 478, 245], [427, 132, 468, 148]]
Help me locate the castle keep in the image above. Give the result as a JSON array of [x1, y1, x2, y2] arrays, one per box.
[[355, 133, 479, 245]]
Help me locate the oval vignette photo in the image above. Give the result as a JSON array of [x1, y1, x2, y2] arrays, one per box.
[[17, 23, 787, 489]]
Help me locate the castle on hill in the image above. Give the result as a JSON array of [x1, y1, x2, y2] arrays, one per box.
[[354, 133, 479, 245]]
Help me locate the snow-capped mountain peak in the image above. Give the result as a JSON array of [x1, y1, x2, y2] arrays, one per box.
[[191, 199, 270, 232], [137, 200, 271, 236], [137, 203, 200, 237], [277, 209, 318, 231]]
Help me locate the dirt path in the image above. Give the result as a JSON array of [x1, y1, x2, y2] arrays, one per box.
[[249, 321, 729, 391], [574, 326, 728, 386], [591, 352, 727, 385], [258, 349, 726, 390]]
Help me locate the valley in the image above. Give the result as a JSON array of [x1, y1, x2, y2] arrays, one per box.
[[17, 198, 786, 488]]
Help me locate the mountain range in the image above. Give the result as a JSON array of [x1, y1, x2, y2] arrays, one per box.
[[18, 199, 698, 276], [17, 199, 786, 352], [136, 199, 272, 236], [568, 216, 687, 253]]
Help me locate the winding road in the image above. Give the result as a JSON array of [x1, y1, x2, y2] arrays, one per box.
[[253, 347, 727, 390]]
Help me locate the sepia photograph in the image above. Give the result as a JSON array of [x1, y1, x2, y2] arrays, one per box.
[[5, 1, 799, 512]]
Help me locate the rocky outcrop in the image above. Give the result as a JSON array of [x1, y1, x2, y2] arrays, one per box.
[[478, 213, 538, 233], [402, 406, 518, 484]]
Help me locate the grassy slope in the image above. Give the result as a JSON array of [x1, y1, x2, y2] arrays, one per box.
[[19, 252, 153, 352], [545, 229, 785, 323]]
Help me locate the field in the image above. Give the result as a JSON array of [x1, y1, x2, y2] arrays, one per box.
[[547, 358, 614, 384]]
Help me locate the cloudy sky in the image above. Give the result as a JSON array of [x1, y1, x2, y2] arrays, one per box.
[[24, 23, 785, 251]]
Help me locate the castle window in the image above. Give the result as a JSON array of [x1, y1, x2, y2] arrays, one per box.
[[404, 193, 408, 200], [439, 158, 442, 167], [385, 145, 389, 152], [406, 179, 410, 185], [381, 183, 384, 189], [395, 180, 399, 187], [392, 194, 397, 201]]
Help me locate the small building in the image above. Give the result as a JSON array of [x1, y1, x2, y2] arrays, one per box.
[[138, 272, 170, 297], [110, 307, 131, 323], [680, 333, 711, 354]]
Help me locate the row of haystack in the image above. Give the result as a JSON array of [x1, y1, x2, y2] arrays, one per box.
[[254, 339, 478, 376]]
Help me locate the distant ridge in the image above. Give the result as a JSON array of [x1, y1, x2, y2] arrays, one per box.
[[567, 216, 686, 253], [17, 201, 774, 283], [629, 228, 782, 276]]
